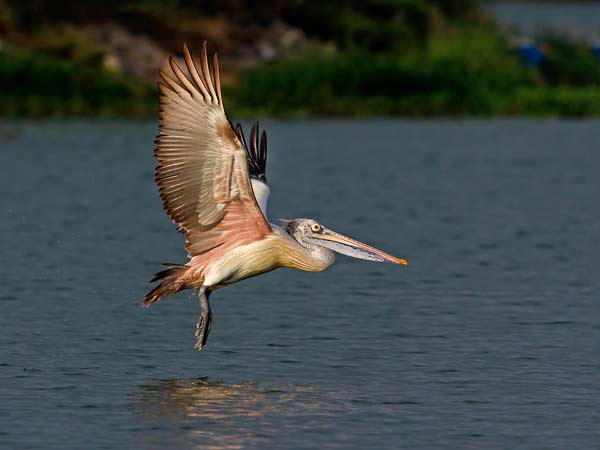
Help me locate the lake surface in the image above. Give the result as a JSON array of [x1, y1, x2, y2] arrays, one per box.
[[489, 1, 600, 41], [1, 120, 599, 449]]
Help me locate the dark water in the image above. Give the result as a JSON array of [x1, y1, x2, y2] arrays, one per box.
[[489, 1, 600, 41], [1, 120, 599, 449]]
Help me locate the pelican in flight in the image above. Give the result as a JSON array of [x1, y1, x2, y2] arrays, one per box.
[[144, 42, 407, 350]]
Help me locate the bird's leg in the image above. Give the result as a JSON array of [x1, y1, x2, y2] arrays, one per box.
[[194, 286, 213, 351]]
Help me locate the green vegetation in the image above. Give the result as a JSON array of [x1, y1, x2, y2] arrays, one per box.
[[232, 28, 530, 116], [0, 47, 156, 117], [280, 0, 481, 49], [233, 27, 600, 117], [1, 0, 599, 117], [538, 34, 600, 86]]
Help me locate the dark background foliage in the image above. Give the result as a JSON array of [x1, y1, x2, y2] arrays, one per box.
[[0, 0, 599, 117]]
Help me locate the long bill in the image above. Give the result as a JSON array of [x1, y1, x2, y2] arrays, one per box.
[[307, 228, 408, 265]]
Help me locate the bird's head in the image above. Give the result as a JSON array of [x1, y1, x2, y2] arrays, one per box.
[[281, 218, 407, 265]]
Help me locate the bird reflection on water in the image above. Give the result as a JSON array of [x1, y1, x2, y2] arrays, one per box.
[[137, 378, 327, 449], [140, 377, 281, 419]]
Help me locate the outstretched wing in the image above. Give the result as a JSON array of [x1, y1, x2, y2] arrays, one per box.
[[155, 42, 271, 258], [233, 122, 270, 218]]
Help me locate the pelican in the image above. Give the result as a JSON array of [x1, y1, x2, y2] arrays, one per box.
[[144, 42, 407, 350]]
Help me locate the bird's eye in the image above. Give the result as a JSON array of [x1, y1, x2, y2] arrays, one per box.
[[311, 224, 321, 232]]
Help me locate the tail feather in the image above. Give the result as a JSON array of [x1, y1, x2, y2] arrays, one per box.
[[150, 267, 185, 283], [143, 264, 189, 306]]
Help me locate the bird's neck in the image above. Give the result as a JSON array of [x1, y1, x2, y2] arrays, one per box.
[[303, 243, 335, 268], [274, 227, 335, 272]]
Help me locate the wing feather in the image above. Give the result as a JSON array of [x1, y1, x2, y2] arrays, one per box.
[[232, 121, 270, 217], [183, 44, 210, 100], [155, 42, 271, 257], [213, 53, 224, 107]]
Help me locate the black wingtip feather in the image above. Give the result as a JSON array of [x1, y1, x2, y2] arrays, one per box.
[[260, 130, 267, 165], [233, 121, 267, 182]]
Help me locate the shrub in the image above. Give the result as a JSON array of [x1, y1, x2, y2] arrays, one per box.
[[539, 34, 600, 86], [232, 27, 535, 116], [0, 46, 156, 117]]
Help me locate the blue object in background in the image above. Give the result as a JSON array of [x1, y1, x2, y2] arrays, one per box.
[[592, 44, 600, 60], [517, 43, 544, 66]]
